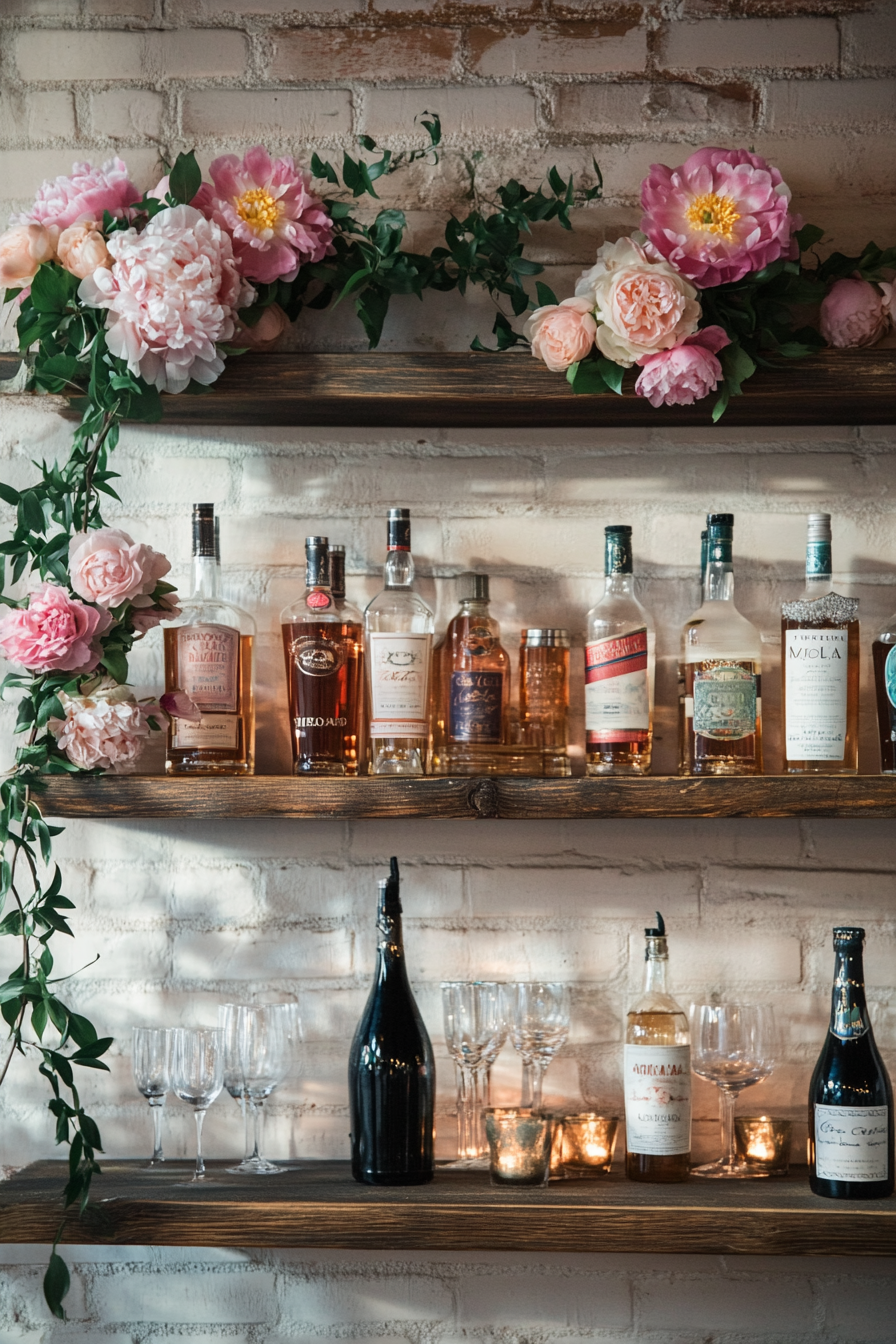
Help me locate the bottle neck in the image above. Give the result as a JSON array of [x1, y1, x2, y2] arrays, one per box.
[[643, 936, 670, 994], [604, 572, 635, 599], [376, 892, 406, 975], [806, 538, 832, 597], [385, 548, 415, 590], [460, 598, 489, 615], [704, 559, 734, 604], [830, 946, 870, 1040], [191, 554, 218, 600]]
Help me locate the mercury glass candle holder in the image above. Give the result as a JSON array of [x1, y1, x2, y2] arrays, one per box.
[[734, 1116, 792, 1176], [551, 1113, 619, 1178], [484, 1108, 554, 1187]]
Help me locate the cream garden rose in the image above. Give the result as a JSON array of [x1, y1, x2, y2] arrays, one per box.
[[0, 223, 57, 286], [524, 297, 597, 372], [56, 219, 112, 280], [575, 237, 701, 367], [68, 526, 172, 608]]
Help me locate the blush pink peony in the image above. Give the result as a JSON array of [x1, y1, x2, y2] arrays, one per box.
[[50, 681, 151, 773], [0, 224, 57, 286], [575, 237, 701, 367], [78, 204, 254, 394], [0, 582, 111, 674], [819, 277, 889, 349], [634, 325, 731, 408], [56, 220, 111, 280], [524, 297, 597, 372], [69, 527, 172, 608], [641, 147, 796, 288], [12, 157, 139, 232], [194, 146, 335, 284]]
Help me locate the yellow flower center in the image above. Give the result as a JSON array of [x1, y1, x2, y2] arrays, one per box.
[[685, 192, 740, 242], [234, 187, 281, 234]]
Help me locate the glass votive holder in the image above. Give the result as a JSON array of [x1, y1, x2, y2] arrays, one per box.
[[484, 1108, 553, 1187], [734, 1116, 793, 1176], [551, 1113, 619, 1179]]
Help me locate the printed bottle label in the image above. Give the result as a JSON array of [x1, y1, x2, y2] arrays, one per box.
[[814, 1104, 889, 1183], [450, 671, 503, 742], [368, 632, 431, 737], [585, 629, 649, 744], [784, 628, 848, 761], [886, 646, 896, 709], [172, 714, 239, 751], [290, 634, 346, 678], [623, 1044, 691, 1156], [177, 623, 239, 712], [693, 664, 757, 741]]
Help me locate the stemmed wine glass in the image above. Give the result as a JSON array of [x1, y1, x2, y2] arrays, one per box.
[[132, 1027, 171, 1167], [219, 1004, 253, 1173], [442, 981, 506, 1162], [691, 1003, 777, 1178], [502, 982, 570, 1112], [221, 1005, 288, 1174], [170, 1027, 224, 1183]]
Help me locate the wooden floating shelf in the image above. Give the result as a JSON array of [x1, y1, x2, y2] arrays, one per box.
[[2, 1160, 893, 1255], [37, 774, 896, 820], [2, 349, 895, 429]]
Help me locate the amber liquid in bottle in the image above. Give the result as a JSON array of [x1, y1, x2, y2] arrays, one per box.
[[164, 629, 254, 774], [434, 573, 509, 770], [281, 619, 363, 775]]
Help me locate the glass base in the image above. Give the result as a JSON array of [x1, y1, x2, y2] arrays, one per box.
[[442, 1156, 489, 1170], [691, 1158, 769, 1179], [228, 1158, 283, 1175]]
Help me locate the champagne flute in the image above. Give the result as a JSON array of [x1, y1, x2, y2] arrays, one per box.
[[691, 1003, 777, 1178], [240, 1005, 288, 1175], [219, 1003, 253, 1174], [170, 1027, 224, 1183], [132, 1027, 171, 1167], [502, 982, 570, 1112], [442, 981, 506, 1162]]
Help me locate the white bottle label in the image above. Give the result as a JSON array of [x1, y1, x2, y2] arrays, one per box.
[[177, 623, 239, 713], [368, 632, 431, 737], [585, 630, 650, 744], [785, 629, 848, 761], [814, 1104, 889, 1182], [623, 1044, 691, 1156], [172, 714, 239, 751]]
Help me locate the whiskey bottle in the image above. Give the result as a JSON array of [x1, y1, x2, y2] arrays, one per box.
[[164, 504, 255, 775], [624, 913, 691, 1183], [782, 514, 859, 774], [329, 545, 366, 777], [281, 536, 364, 776], [872, 611, 896, 773], [679, 513, 763, 776], [585, 525, 655, 775], [364, 509, 434, 776], [435, 573, 510, 770]]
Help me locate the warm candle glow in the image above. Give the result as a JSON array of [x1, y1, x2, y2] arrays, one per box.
[[583, 1141, 608, 1161]]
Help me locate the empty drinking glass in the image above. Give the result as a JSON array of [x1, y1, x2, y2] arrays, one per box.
[[132, 1027, 171, 1167], [170, 1027, 224, 1183], [442, 981, 506, 1161], [691, 1003, 777, 1178], [220, 1005, 288, 1175], [219, 1004, 253, 1173], [503, 982, 570, 1112]]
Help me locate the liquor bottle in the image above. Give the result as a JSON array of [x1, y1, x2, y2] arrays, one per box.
[[782, 514, 859, 774], [349, 858, 435, 1185], [872, 610, 896, 773], [679, 513, 763, 776], [436, 573, 510, 767], [280, 536, 364, 776], [585, 525, 655, 775], [809, 926, 893, 1199], [364, 509, 434, 775], [624, 912, 691, 1183], [519, 628, 571, 775], [329, 544, 366, 778], [164, 503, 255, 775]]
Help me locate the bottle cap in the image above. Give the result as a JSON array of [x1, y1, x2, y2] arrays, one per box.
[[192, 503, 215, 558], [521, 628, 569, 647], [380, 856, 401, 915], [329, 545, 346, 600], [457, 571, 489, 602], [387, 508, 411, 552], [304, 536, 330, 590], [706, 513, 734, 533], [807, 513, 832, 543], [604, 524, 633, 576], [833, 926, 865, 946], [645, 911, 666, 937]]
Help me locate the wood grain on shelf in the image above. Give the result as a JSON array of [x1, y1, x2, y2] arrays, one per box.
[[2, 349, 895, 428], [37, 774, 896, 820], [2, 1161, 893, 1255]]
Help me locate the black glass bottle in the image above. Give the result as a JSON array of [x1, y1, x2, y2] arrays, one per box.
[[809, 926, 894, 1199], [349, 858, 435, 1185]]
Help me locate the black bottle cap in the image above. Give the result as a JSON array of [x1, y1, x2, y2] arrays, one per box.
[[833, 926, 865, 946], [329, 545, 346, 600], [192, 503, 215, 558], [457, 571, 489, 602], [706, 513, 734, 531], [305, 535, 330, 589], [380, 856, 401, 915], [387, 508, 411, 552], [645, 911, 665, 937]]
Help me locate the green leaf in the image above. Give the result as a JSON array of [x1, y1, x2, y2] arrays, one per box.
[[168, 150, 201, 205], [0, 482, 20, 507], [99, 647, 128, 683], [535, 282, 559, 308], [31, 999, 48, 1041], [569, 359, 611, 396], [67, 1013, 98, 1049], [44, 1252, 71, 1321], [30, 264, 78, 315], [311, 153, 339, 185], [594, 357, 624, 395]]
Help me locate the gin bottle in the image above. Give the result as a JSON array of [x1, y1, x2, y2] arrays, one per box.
[[585, 525, 655, 775], [364, 509, 434, 775], [679, 513, 763, 776], [782, 514, 859, 774]]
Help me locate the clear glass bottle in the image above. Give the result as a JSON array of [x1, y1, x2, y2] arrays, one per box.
[[519, 628, 571, 776], [873, 612, 896, 773], [364, 509, 434, 776], [329, 544, 366, 778], [281, 536, 364, 776], [624, 913, 691, 1183], [782, 514, 859, 774], [679, 512, 763, 776], [585, 525, 655, 775], [164, 503, 255, 775], [434, 573, 510, 771]]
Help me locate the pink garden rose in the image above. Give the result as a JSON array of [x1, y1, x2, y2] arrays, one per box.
[[69, 527, 172, 608], [0, 224, 57, 286], [524, 297, 597, 372], [78, 204, 254, 394], [819, 278, 889, 349], [634, 325, 731, 408], [641, 147, 796, 288], [12, 157, 139, 232], [56, 220, 112, 280], [195, 146, 335, 284], [574, 237, 701, 367], [50, 681, 152, 773], [0, 581, 111, 674]]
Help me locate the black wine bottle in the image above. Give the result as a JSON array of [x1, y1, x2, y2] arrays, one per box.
[[349, 857, 435, 1185], [809, 926, 894, 1199]]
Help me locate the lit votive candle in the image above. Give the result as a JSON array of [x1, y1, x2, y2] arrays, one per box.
[[551, 1113, 618, 1179], [734, 1116, 793, 1176], [484, 1108, 553, 1187]]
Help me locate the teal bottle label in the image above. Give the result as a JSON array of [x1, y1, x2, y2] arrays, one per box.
[[693, 664, 757, 741], [806, 539, 832, 580], [886, 646, 896, 708]]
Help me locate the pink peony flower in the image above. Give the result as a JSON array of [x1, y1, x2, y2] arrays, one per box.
[[69, 527, 171, 608], [194, 146, 335, 284], [0, 224, 57, 286], [56, 220, 112, 280], [524, 297, 597, 372], [78, 204, 254, 394], [634, 325, 731, 408], [641, 147, 797, 288], [575, 237, 701, 367], [819, 277, 889, 349], [49, 681, 152, 773], [233, 302, 290, 349], [0, 581, 111, 674], [11, 157, 139, 232]]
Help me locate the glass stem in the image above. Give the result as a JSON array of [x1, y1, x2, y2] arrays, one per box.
[[720, 1087, 737, 1168], [521, 1060, 533, 1108], [455, 1064, 470, 1158], [530, 1062, 546, 1113], [480, 1065, 492, 1155], [252, 1097, 265, 1163], [193, 1109, 206, 1180], [150, 1098, 165, 1163], [241, 1092, 251, 1161]]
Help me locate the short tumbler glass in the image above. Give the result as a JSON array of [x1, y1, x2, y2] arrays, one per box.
[[484, 1107, 553, 1187]]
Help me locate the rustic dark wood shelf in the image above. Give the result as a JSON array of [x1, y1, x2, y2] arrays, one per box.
[[1, 1160, 892, 1255], [36, 774, 896, 820], [2, 349, 894, 429]]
